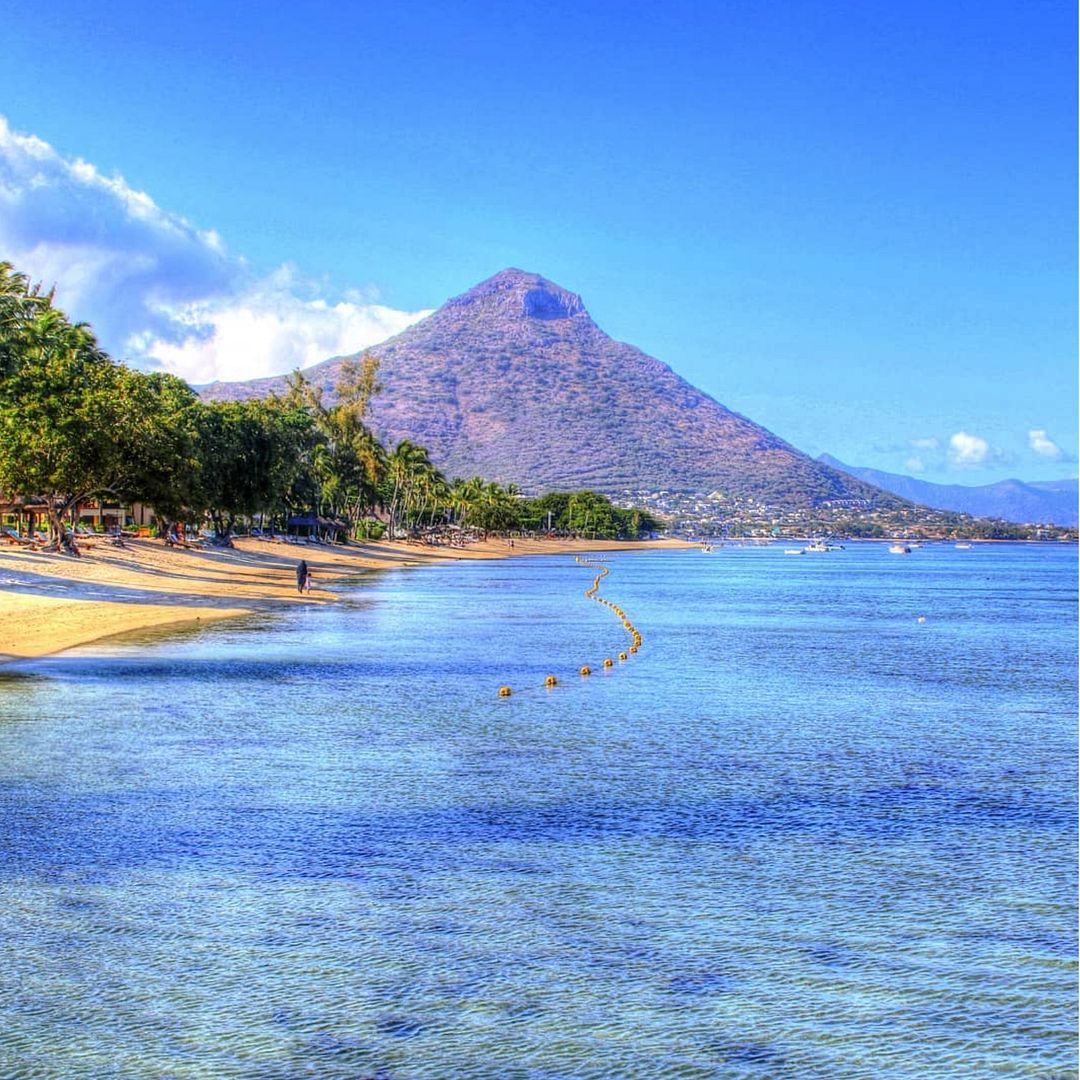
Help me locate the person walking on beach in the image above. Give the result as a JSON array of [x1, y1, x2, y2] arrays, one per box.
[[296, 559, 308, 594]]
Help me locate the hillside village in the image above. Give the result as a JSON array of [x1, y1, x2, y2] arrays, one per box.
[[614, 489, 1077, 542]]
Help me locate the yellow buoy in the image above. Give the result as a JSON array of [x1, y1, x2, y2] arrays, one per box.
[[629, 645, 638, 654], [619, 652, 628, 661], [580, 666, 592, 676], [544, 675, 558, 687], [603, 658, 614, 668], [498, 686, 512, 697]]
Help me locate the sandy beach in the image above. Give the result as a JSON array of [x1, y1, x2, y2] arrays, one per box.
[[0, 534, 691, 662]]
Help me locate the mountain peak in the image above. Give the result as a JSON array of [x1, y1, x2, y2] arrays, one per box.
[[444, 268, 586, 321], [201, 268, 903, 510]]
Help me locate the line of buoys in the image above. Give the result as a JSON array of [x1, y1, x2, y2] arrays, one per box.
[[500, 557, 646, 696], [576, 555, 644, 661]]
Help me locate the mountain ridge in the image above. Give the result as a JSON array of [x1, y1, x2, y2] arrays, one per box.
[[202, 269, 904, 509], [818, 454, 1078, 526]]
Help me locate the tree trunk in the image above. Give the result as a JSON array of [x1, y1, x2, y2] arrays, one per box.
[[45, 503, 65, 547], [387, 481, 401, 540]]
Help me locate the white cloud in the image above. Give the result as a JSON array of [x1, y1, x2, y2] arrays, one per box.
[[0, 114, 429, 384], [141, 276, 428, 384], [904, 455, 926, 473], [911, 437, 940, 452], [1027, 429, 1063, 460], [948, 431, 990, 467]]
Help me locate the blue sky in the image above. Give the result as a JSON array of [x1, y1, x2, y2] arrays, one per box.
[[1, 0, 1075, 484]]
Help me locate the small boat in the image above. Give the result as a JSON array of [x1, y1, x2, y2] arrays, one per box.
[[955, 542, 972, 550], [889, 543, 911, 555], [784, 548, 804, 555]]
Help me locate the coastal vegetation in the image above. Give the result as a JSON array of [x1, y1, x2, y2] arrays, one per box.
[[0, 261, 662, 545]]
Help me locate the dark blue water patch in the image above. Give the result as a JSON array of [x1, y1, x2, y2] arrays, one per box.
[[14, 653, 433, 685], [303, 1030, 375, 1059], [959, 928, 1079, 957], [803, 942, 863, 968], [704, 1037, 789, 1069], [0, 668, 52, 688], [666, 968, 740, 995], [2, 778, 1072, 890], [374, 1014, 424, 1038]]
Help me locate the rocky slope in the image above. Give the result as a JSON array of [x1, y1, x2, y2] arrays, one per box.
[[202, 269, 903, 508]]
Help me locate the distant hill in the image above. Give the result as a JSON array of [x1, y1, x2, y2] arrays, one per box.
[[202, 268, 903, 509], [819, 454, 1078, 526]]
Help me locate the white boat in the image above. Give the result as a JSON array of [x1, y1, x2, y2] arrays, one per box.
[[889, 543, 911, 555], [955, 542, 972, 550], [784, 548, 804, 555]]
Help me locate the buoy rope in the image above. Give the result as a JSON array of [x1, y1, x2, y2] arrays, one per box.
[[497, 555, 645, 698], [575, 555, 643, 660]]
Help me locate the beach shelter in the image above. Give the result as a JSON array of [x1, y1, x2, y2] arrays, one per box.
[[286, 514, 350, 542]]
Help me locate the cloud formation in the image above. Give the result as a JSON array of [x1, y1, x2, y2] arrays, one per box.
[[947, 431, 990, 467], [1027, 429, 1063, 460], [0, 115, 429, 383]]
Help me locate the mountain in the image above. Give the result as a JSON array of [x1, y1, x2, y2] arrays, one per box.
[[819, 454, 1078, 526], [202, 269, 902, 508]]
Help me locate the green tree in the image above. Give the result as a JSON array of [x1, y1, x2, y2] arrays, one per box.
[[0, 298, 146, 544], [384, 440, 434, 538], [194, 399, 314, 540], [468, 480, 523, 535], [114, 372, 205, 536], [523, 491, 664, 539], [280, 356, 386, 534]]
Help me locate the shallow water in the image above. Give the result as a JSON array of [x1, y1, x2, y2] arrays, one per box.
[[0, 542, 1075, 1078]]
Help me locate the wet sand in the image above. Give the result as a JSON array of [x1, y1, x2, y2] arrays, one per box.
[[0, 535, 691, 661]]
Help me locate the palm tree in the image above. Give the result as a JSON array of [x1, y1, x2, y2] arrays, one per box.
[[0, 262, 50, 378], [416, 463, 450, 530], [385, 440, 433, 539], [451, 476, 486, 532]]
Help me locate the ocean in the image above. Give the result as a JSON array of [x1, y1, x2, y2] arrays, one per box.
[[0, 542, 1076, 1079]]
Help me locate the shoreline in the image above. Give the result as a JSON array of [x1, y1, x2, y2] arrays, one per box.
[[0, 535, 693, 663]]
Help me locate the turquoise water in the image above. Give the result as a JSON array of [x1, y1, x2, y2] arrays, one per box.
[[0, 542, 1075, 1079]]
